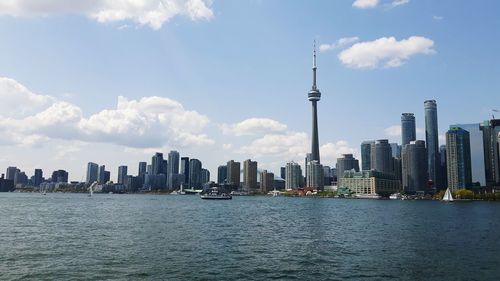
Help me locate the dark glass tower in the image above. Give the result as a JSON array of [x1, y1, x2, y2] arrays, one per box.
[[308, 42, 321, 163], [401, 113, 416, 146], [424, 100, 439, 189]]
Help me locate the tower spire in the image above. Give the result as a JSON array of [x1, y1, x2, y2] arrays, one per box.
[[312, 40, 317, 90]]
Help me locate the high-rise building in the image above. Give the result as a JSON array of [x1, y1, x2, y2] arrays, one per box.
[[167, 150, 180, 188], [162, 160, 168, 176], [323, 166, 332, 186], [285, 161, 302, 190], [98, 165, 107, 184], [424, 100, 440, 189], [226, 160, 241, 188], [33, 169, 43, 187], [401, 113, 416, 146], [390, 143, 402, 159], [439, 145, 448, 189], [117, 166, 128, 184], [361, 141, 374, 171], [243, 159, 258, 191], [480, 119, 500, 187], [6, 167, 18, 181], [446, 127, 472, 191], [201, 168, 210, 185], [217, 165, 227, 184], [452, 123, 485, 186], [188, 159, 202, 189], [402, 140, 428, 194], [306, 160, 324, 190], [86, 162, 99, 184], [280, 167, 286, 180], [304, 153, 313, 180], [180, 157, 190, 186], [308, 42, 321, 164], [338, 170, 401, 196], [138, 162, 147, 177], [260, 170, 274, 192], [51, 170, 68, 183], [336, 154, 360, 179], [151, 152, 164, 175], [370, 140, 393, 175]]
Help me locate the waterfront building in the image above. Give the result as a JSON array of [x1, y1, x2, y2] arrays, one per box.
[[138, 162, 147, 177], [162, 160, 168, 176], [98, 165, 107, 184], [6, 167, 18, 181], [401, 113, 416, 146], [126, 175, 143, 192], [33, 169, 43, 187], [439, 145, 448, 189], [308, 42, 322, 164], [480, 119, 500, 188], [370, 140, 393, 175], [323, 165, 332, 186], [144, 174, 166, 190], [451, 123, 485, 186], [285, 161, 302, 190], [51, 170, 68, 183], [243, 159, 258, 191], [424, 100, 440, 189], [180, 157, 190, 186], [227, 160, 241, 188], [390, 143, 401, 159], [201, 168, 210, 184], [260, 170, 274, 192], [280, 167, 286, 180], [167, 150, 180, 189], [306, 160, 324, 190], [402, 140, 428, 194], [305, 153, 313, 180], [361, 141, 374, 171], [86, 162, 98, 184], [189, 159, 202, 189], [217, 165, 227, 184], [117, 166, 128, 185], [446, 127, 472, 190], [0, 176, 14, 192], [338, 170, 401, 196], [14, 171, 28, 186], [151, 152, 164, 175], [336, 154, 360, 179], [146, 164, 152, 175]]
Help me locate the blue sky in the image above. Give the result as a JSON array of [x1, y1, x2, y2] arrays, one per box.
[[0, 0, 499, 181]]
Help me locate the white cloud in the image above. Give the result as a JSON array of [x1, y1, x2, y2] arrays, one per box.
[[221, 118, 287, 136], [0, 0, 214, 30], [433, 15, 444, 21], [338, 36, 435, 69], [320, 141, 358, 164], [0, 77, 54, 118], [0, 77, 213, 148], [384, 125, 402, 137], [391, 0, 409, 7], [352, 0, 379, 9], [319, 37, 359, 52]]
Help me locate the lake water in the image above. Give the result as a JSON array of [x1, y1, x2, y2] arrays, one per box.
[[1, 193, 499, 280]]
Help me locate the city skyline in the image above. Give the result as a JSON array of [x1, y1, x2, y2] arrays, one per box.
[[0, 0, 499, 181]]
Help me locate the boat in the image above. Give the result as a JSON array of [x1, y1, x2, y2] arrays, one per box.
[[442, 187, 454, 202], [355, 194, 381, 199], [88, 181, 97, 197], [389, 193, 402, 200], [200, 189, 232, 200]]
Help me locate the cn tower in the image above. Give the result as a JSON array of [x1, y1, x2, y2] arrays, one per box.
[[308, 41, 321, 163]]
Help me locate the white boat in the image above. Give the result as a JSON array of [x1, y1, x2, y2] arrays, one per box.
[[88, 181, 97, 197], [355, 194, 381, 199], [389, 193, 402, 200], [201, 188, 232, 200], [442, 187, 454, 202]]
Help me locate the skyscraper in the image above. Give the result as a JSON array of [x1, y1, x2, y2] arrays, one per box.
[[280, 167, 286, 180], [424, 100, 440, 189], [217, 165, 227, 184], [306, 160, 324, 190], [151, 152, 164, 175], [33, 169, 43, 187], [6, 167, 18, 181], [446, 127, 472, 190], [138, 162, 147, 177], [201, 168, 210, 185], [86, 162, 98, 184], [188, 159, 202, 189], [361, 141, 374, 171], [370, 140, 393, 175], [452, 123, 485, 186], [439, 145, 448, 189], [308, 42, 321, 164], [260, 170, 274, 192], [180, 157, 190, 186], [401, 113, 416, 146], [51, 170, 68, 183], [227, 160, 241, 188], [167, 150, 180, 189], [243, 159, 258, 191], [117, 166, 128, 185], [285, 161, 302, 190], [336, 154, 360, 179], [402, 140, 428, 194], [480, 119, 500, 187], [98, 165, 107, 184]]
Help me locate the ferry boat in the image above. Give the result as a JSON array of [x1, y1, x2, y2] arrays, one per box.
[[355, 193, 381, 199], [200, 189, 232, 200]]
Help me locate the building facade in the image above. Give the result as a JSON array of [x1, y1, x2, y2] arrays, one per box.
[[338, 170, 401, 196], [370, 139, 393, 175], [285, 161, 302, 190], [86, 162, 98, 184], [446, 127, 472, 190], [260, 170, 274, 192], [117, 166, 128, 185], [226, 160, 241, 188], [424, 100, 440, 189], [336, 154, 360, 179], [361, 141, 374, 171], [480, 119, 500, 187], [306, 160, 324, 190], [188, 159, 202, 189], [402, 140, 428, 194], [217, 165, 227, 184], [401, 113, 416, 146], [243, 159, 258, 191]]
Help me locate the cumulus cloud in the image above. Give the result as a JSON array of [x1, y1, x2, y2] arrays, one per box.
[[352, 0, 379, 9], [384, 125, 424, 139], [0, 0, 214, 30], [221, 118, 287, 136], [320, 141, 359, 164], [0, 77, 54, 118], [319, 37, 359, 52], [338, 36, 435, 69], [0, 77, 213, 148]]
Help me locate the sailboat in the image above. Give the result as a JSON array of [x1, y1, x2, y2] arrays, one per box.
[[88, 181, 97, 197], [442, 187, 454, 202]]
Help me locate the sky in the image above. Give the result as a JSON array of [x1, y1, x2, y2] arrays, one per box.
[[0, 0, 499, 182]]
